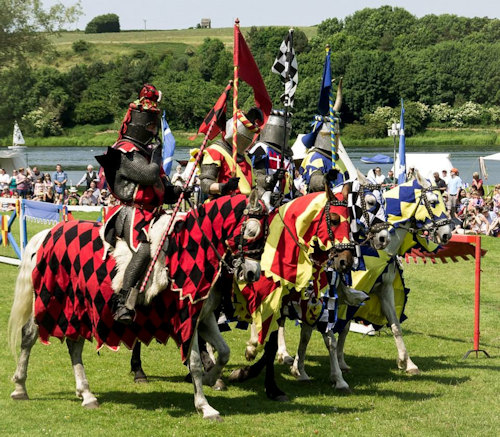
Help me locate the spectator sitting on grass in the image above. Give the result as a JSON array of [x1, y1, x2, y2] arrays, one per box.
[[79, 188, 97, 206], [43, 186, 55, 203], [66, 187, 80, 206]]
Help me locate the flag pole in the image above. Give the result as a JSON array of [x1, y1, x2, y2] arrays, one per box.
[[138, 118, 218, 294], [232, 18, 240, 177], [280, 28, 293, 170]]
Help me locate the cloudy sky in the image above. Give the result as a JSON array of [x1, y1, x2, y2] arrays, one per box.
[[44, 0, 500, 30]]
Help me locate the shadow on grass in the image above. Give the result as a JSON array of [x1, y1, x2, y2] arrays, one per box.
[[93, 390, 370, 417], [258, 354, 474, 396], [401, 328, 500, 351]]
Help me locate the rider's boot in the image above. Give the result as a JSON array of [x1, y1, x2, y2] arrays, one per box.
[[113, 287, 138, 324]]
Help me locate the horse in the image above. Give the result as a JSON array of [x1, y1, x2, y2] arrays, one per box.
[[229, 177, 391, 396], [128, 182, 359, 397], [8, 192, 268, 421], [289, 171, 452, 389]]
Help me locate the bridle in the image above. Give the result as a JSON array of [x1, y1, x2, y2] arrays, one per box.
[[185, 197, 268, 275], [356, 182, 391, 245], [396, 185, 451, 240], [278, 196, 356, 268]]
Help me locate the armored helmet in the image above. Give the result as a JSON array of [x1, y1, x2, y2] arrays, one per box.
[[224, 107, 264, 153], [259, 109, 292, 153], [119, 84, 162, 148]]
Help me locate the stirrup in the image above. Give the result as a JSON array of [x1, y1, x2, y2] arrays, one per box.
[[113, 304, 135, 324]]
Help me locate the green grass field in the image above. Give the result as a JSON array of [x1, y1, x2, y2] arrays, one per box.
[[0, 221, 498, 435]]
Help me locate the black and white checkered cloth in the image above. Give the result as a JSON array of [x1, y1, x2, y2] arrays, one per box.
[[271, 30, 298, 108]]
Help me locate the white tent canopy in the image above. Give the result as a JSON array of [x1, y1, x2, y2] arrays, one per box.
[[479, 152, 500, 180], [394, 153, 453, 181]]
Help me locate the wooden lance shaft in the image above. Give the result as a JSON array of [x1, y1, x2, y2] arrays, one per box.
[[138, 119, 217, 294]]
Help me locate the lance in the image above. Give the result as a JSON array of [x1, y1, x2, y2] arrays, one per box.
[[232, 18, 240, 177], [138, 116, 219, 294]]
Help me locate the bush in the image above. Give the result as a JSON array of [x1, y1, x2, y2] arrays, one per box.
[[74, 101, 115, 125], [72, 40, 92, 53], [85, 14, 120, 34], [22, 107, 63, 137]]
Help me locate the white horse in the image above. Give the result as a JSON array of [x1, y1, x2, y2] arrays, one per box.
[[8, 193, 267, 421], [289, 171, 452, 390]]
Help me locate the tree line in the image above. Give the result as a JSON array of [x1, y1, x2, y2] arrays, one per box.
[[1, 5, 500, 139]]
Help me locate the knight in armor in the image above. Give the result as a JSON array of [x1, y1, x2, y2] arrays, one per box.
[[300, 118, 344, 193], [248, 109, 296, 207], [97, 84, 182, 324], [199, 108, 263, 199]]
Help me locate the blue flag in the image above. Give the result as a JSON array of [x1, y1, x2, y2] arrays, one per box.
[[396, 99, 406, 184], [161, 111, 175, 176], [317, 49, 332, 115]]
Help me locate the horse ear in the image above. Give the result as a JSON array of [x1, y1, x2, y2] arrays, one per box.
[[325, 182, 335, 202], [249, 188, 260, 211], [341, 181, 351, 201], [415, 170, 429, 187], [356, 169, 368, 184]]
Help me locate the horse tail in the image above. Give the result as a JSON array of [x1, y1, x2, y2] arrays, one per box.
[[8, 229, 50, 358]]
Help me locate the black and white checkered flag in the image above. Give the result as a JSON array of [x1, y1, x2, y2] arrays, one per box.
[[271, 29, 298, 108]]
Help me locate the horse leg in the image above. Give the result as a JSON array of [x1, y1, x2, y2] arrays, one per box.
[[131, 341, 148, 383], [378, 271, 420, 375], [66, 338, 99, 408], [189, 330, 222, 421], [11, 317, 38, 401], [264, 330, 288, 401], [198, 313, 229, 391], [336, 321, 351, 372], [322, 331, 351, 393], [277, 320, 294, 366], [290, 323, 313, 381], [229, 345, 268, 382], [245, 322, 259, 361]]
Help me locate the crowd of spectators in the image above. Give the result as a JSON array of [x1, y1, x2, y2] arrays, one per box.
[[363, 166, 500, 236], [0, 164, 118, 211]]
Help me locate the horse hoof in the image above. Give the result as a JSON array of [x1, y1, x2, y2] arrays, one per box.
[[11, 391, 29, 401], [134, 376, 148, 384], [83, 400, 99, 409], [406, 368, 420, 375], [340, 367, 351, 373], [278, 355, 295, 366], [212, 379, 227, 391], [336, 386, 352, 395], [205, 414, 223, 422], [272, 394, 290, 402], [228, 368, 249, 383]]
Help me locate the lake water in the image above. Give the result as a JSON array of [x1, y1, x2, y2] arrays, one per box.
[[23, 144, 500, 186]]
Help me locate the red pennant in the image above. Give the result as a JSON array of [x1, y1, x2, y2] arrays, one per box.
[[192, 82, 233, 141], [234, 25, 272, 125]]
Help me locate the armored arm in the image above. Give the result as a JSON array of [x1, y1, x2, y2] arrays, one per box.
[[119, 147, 162, 186]]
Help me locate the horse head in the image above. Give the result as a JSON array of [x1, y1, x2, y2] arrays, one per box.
[[414, 171, 452, 244], [384, 170, 452, 246], [324, 182, 355, 273], [355, 170, 391, 250], [224, 189, 268, 283]]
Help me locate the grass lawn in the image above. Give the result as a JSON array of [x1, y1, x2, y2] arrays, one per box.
[[0, 222, 498, 435]]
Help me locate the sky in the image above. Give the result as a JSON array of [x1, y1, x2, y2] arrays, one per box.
[[44, 0, 500, 31]]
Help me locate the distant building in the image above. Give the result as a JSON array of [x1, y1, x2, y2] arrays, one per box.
[[200, 18, 211, 29]]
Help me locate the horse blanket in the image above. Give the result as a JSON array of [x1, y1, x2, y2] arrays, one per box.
[[32, 195, 254, 361], [234, 191, 350, 344]]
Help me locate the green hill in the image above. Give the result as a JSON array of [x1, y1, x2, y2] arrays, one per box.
[[47, 27, 317, 70]]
